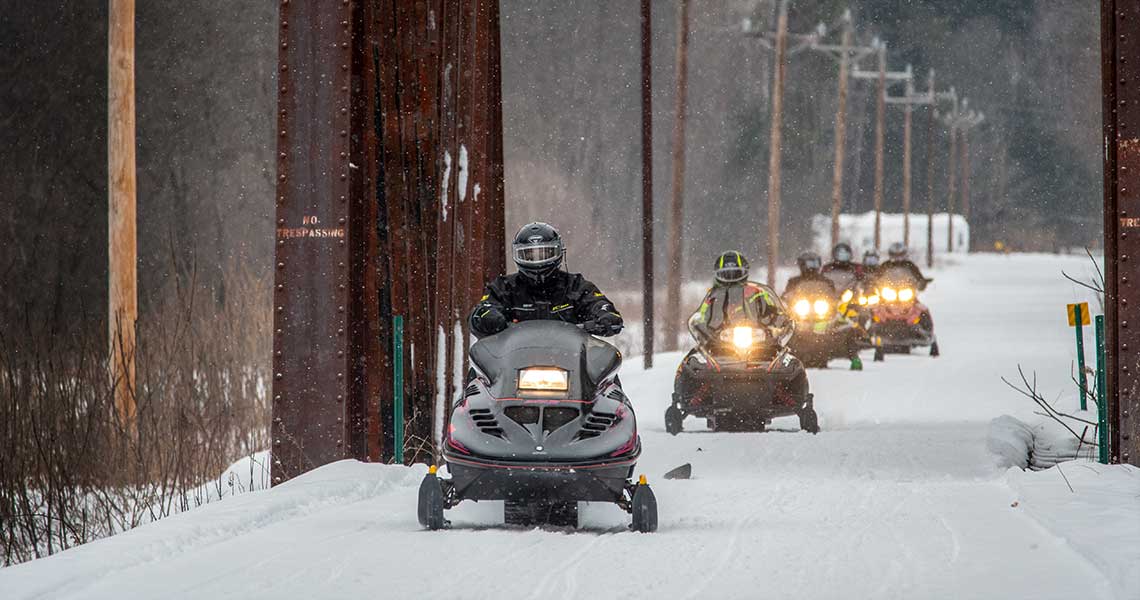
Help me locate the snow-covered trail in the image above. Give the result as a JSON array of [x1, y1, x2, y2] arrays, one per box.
[[1, 254, 1121, 600]]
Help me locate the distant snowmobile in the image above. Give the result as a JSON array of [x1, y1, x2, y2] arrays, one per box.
[[418, 320, 657, 532], [667, 281, 819, 435], [784, 277, 864, 369], [867, 263, 938, 360]]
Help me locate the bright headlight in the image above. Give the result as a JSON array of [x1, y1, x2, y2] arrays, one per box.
[[881, 287, 898, 302], [731, 326, 754, 350], [899, 288, 915, 302], [794, 299, 811, 317], [518, 367, 568, 392], [840, 289, 854, 304], [813, 299, 830, 316], [867, 294, 880, 306]]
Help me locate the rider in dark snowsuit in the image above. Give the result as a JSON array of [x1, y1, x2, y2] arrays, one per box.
[[469, 222, 623, 339]]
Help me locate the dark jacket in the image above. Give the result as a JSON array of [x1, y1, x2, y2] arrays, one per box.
[[469, 270, 622, 338], [688, 281, 791, 345]]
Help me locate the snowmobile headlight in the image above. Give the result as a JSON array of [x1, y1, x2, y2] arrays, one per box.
[[867, 294, 880, 306], [731, 326, 754, 350], [518, 367, 569, 392], [840, 289, 854, 304], [898, 288, 915, 302], [881, 287, 898, 302], [813, 299, 830, 317], [793, 299, 811, 318]]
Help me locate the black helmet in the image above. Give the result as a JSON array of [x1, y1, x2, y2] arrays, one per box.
[[797, 251, 822, 275], [863, 250, 881, 268], [713, 251, 749, 284], [512, 222, 564, 282], [832, 242, 854, 264], [887, 242, 908, 261]]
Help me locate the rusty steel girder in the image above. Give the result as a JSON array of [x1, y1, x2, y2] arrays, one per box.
[[1102, 0, 1140, 466], [273, 0, 506, 483]]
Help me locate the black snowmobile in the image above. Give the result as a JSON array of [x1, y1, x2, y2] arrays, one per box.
[[418, 320, 657, 532], [666, 288, 819, 435], [784, 278, 862, 369]]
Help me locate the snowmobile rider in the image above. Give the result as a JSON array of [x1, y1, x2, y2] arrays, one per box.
[[469, 222, 624, 339], [821, 242, 865, 293], [881, 242, 930, 289], [688, 251, 792, 346], [784, 251, 836, 299], [862, 249, 881, 280]]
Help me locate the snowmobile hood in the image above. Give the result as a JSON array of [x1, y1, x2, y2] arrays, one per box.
[[469, 320, 621, 400]]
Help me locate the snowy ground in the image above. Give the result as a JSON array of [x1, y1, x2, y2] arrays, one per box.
[[4, 253, 1138, 600]]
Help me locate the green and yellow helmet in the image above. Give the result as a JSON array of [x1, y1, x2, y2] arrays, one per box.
[[713, 251, 749, 284]]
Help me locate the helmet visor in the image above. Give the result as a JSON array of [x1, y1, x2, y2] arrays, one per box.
[[834, 247, 853, 262], [803, 256, 822, 270], [715, 265, 747, 283], [513, 243, 562, 266]]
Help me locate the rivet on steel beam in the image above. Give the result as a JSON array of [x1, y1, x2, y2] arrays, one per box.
[[341, 20, 349, 27], [278, 218, 286, 225], [339, 284, 346, 290], [336, 394, 343, 402], [277, 284, 285, 291], [280, 64, 288, 72], [281, 42, 288, 49], [280, 130, 287, 137], [1125, 411, 1131, 418], [338, 350, 344, 357], [338, 260, 345, 266], [279, 174, 287, 181], [277, 262, 285, 269], [274, 439, 281, 446], [278, 239, 285, 246], [1124, 343, 1130, 351], [275, 328, 282, 335], [338, 306, 345, 312], [275, 372, 283, 380], [340, 195, 347, 202], [337, 417, 343, 423], [338, 218, 346, 225], [342, 42, 349, 49], [338, 329, 345, 336], [339, 239, 346, 245], [277, 306, 284, 312], [275, 350, 282, 357], [340, 152, 347, 158], [340, 130, 348, 137], [274, 477, 282, 483], [342, 86, 348, 93], [280, 152, 287, 159], [282, 20, 288, 27], [1124, 321, 1129, 328], [337, 439, 343, 446], [274, 394, 282, 401], [280, 86, 287, 93], [341, 107, 348, 115], [340, 173, 347, 180]]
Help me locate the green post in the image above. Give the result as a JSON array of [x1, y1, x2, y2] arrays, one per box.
[[1074, 304, 1088, 411], [393, 315, 405, 464], [1095, 315, 1109, 464]]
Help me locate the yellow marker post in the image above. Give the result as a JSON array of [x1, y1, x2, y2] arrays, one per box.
[[1067, 302, 1090, 410]]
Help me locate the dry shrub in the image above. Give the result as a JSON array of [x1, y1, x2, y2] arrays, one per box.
[[0, 261, 271, 566]]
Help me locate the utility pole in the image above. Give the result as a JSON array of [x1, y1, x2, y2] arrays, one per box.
[[765, 0, 788, 286], [938, 88, 960, 255], [745, 2, 824, 284], [664, 0, 690, 352], [812, 13, 877, 250], [884, 65, 918, 247], [830, 19, 851, 252], [954, 104, 984, 249], [852, 41, 910, 250], [640, 0, 654, 368], [108, 0, 137, 432], [924, 70, 937, 268]]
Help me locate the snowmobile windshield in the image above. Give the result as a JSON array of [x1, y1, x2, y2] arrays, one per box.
[[469, 320, 620, 400], [823, 268, 858, 295], [877, 265, 921, 289], [788, 278, 835, 300], [703, 283, 780, 332]]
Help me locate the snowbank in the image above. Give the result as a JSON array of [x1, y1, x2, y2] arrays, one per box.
[[811, 211, 969, 257], [1008, 463, 1140, 600]]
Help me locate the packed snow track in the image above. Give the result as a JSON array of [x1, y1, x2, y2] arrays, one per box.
[[2, 254, 1133, 599]]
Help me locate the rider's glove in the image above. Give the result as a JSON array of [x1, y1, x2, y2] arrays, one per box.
[[588, 311, 623, 336], [473, 307, 508, 336]]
